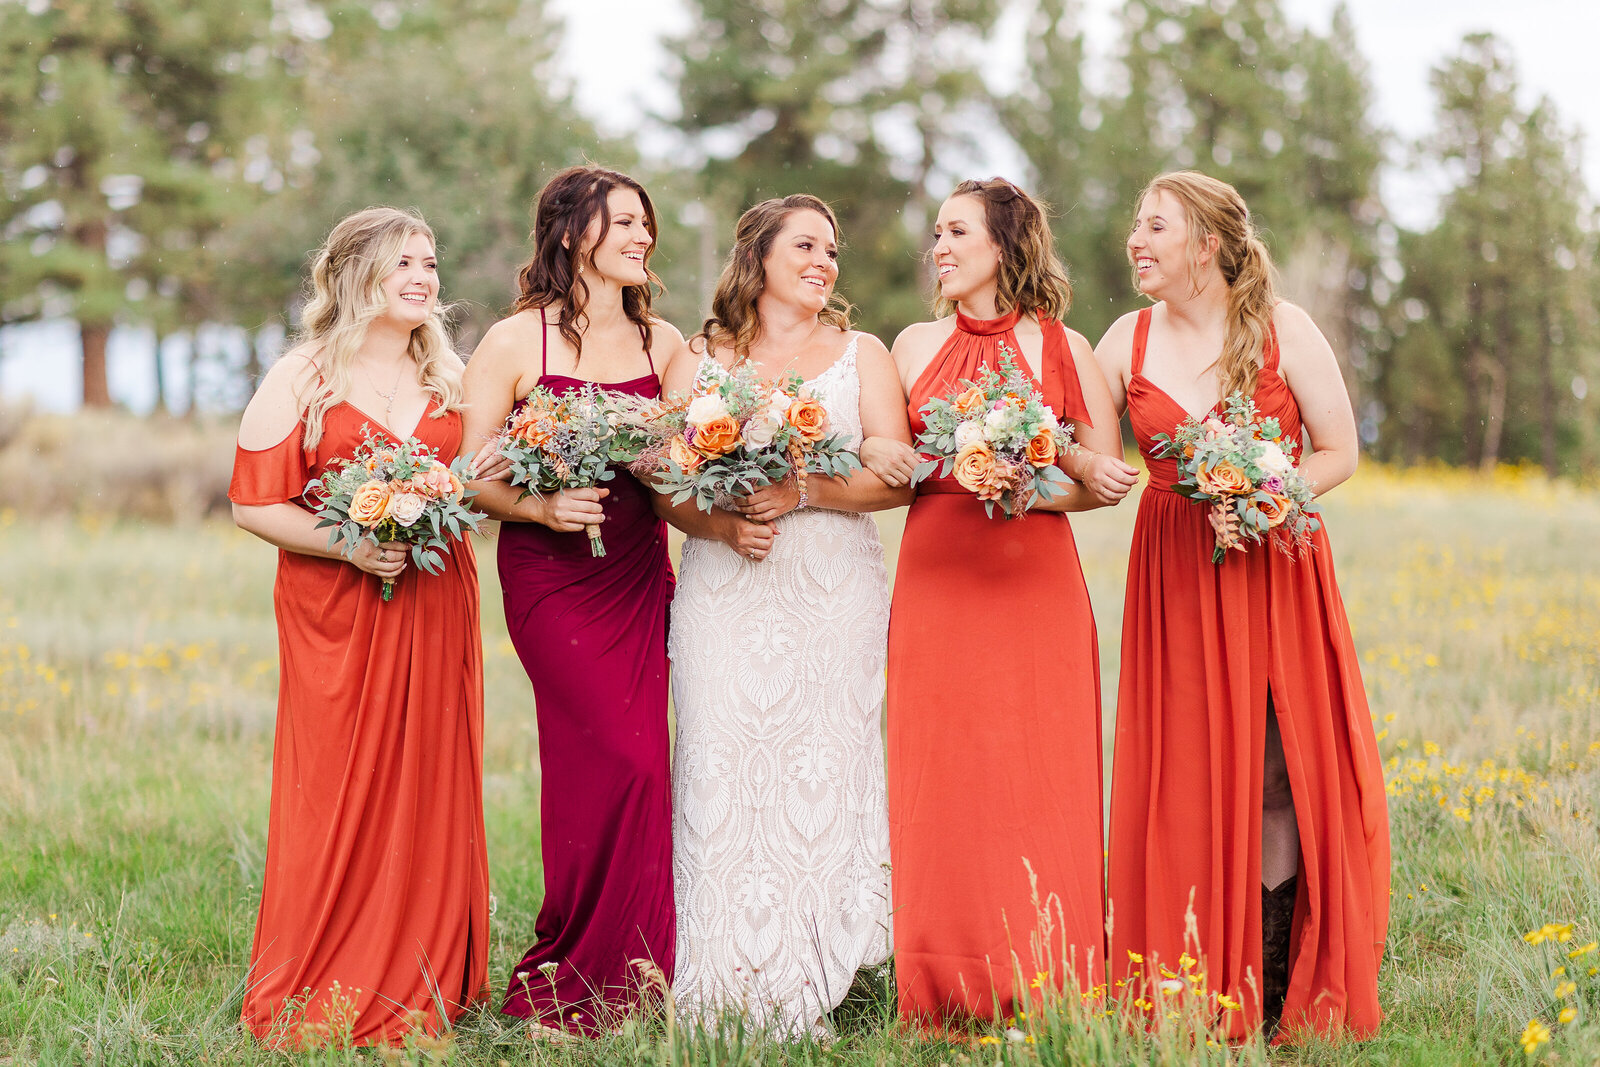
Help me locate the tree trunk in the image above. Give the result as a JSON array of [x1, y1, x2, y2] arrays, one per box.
[[1479, 283, 1514, 472], [81, 321, 112, 408], [152, 332, 169, 415], [1538, 290, 1557, 477]]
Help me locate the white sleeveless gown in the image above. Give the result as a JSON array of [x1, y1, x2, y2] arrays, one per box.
[[668, 338, 892, 1037]]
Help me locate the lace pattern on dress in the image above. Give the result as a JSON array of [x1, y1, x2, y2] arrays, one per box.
[[669, 337, 892, 1037]]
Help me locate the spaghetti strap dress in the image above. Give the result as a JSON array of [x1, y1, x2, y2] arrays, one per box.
[[230, 399, 489, 1047], [1107, 305, 1390, 1041], [886, 308, 1107, 1025], [498, 317, 677, 1033]]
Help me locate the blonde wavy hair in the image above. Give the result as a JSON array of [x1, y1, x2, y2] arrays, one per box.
[[934, 178, 1073, 322], [1132, 171, 1280, 398], [699, 195, 853, 359], [294, 207, 462, 449]]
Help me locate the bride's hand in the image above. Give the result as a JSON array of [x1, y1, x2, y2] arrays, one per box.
[[735, 479, 802, 524], [720, 512, 777, 562], [859, 437, 919, 487]]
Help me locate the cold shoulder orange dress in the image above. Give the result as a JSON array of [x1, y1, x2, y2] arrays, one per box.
[[1107, 307, 1389, 1040], [887, 309, 1107, 1025], [229, 400, 490, 1047]]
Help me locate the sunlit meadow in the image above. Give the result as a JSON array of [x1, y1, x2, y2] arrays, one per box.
[[2, 463, 1597, 1065]]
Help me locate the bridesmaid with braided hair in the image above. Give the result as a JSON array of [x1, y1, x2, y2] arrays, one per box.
[[1095, 171, 1389, 1042]]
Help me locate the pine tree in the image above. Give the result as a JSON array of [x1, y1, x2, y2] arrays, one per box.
[[0, 0, 279, 407]]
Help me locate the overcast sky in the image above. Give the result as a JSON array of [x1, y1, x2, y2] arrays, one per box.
[[549, 0, 1600, 228], [6, 0, 1597, 411]]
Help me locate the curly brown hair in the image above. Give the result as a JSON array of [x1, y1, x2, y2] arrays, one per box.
[[934, 178, 1073, 322], [699, 195, 853, 359], [512, 164, 661, 361], [1131, 171, 1280, 398]]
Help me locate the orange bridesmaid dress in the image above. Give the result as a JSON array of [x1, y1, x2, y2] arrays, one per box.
[[887, 308, 1107, 1025], [229, 400, 490, 1046], [1107, 307, 1389, 1041]]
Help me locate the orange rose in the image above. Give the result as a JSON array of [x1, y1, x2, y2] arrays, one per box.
[[953, 386, 986, 416], [669, 435, 705, 472], [1025, 429, 1058, 468], [692, 413, 742, 456], [1256, 491, 1294, 528], [349, 480, 392, 526], [1195, 459, 1251, 495], [786, 396, 828, 444], [952, 441, 1001, 496]]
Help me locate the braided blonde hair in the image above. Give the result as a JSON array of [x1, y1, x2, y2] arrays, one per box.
[[1133, 171, 1279, 398]]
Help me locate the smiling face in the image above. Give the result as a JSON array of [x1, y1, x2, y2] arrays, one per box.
[[1127, 189, 1199, 299], [759, 208, 839, 314], [580, 186, 654, 287], [378, 231, 439, 330], [932, 194, 1002, 308]]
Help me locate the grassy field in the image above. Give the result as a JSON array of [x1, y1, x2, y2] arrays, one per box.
[[2, 465, 1598, 1065]]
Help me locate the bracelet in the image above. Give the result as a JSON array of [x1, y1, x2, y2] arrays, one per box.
[[795, 491, 809, 510]]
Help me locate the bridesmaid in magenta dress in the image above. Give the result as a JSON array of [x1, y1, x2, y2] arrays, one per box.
[[460, 165, 682, 1034]]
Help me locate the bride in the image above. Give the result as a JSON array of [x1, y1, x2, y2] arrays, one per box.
[[657, 194, 912, 1037]]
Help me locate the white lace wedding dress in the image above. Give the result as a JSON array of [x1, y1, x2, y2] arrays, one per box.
[[668, 338, 892, 1038]]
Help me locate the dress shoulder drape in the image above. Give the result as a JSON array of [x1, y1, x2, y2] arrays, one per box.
[[231, 401, 489, 1047], [887, 310, 1106, 1025]]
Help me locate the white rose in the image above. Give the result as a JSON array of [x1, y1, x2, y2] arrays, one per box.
[[984, 405, 1019, 436], [387, 492, 426, 527], [744, 410, 782, 449], [954, 420, 985, 449], [1256, 440, 1293, 478], [686, 393, 729, 427]]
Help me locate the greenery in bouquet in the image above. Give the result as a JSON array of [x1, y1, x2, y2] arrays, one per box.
[[911, 347, 1077, 519], [305, 424, 481, 600], [1151, 392, 1322, 563], [633, 359, 860, 513], [498, 383, 641, 556]]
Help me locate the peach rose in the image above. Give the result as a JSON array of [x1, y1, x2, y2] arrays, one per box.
[[1256, 491, 1294, 528], [669, 435, 705, 472], [349, 480, 391, 526], [1196, 459, 1251, 495], [691, 413, 742, 456], [420, 461, 461, 500], [952, 441, 1001, 496], [1025, 429, 1058, 468], [786, 396, 828, 444], [953, 386, 986, 416]]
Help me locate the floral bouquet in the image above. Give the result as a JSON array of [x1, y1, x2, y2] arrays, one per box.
[[1150, 392, 1321, 564], [910, 347, 1077, 519], [499, 383, 639, 557], [632, 360, 861, 513], [306, 425, 482, 601]]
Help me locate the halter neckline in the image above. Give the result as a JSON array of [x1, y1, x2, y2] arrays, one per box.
[[955, 307, 1025, 336]]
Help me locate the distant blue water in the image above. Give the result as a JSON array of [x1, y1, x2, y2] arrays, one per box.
[[0, 320, 283, 415]]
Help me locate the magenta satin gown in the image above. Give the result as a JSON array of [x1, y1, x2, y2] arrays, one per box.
[[498, 330, 676, 1032]]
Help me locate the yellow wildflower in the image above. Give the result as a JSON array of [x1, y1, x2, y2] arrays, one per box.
[[1553, 981, 1576, 998], [1558, 1007, 1576, 1025], [1520, 1018, 1550, 1054]]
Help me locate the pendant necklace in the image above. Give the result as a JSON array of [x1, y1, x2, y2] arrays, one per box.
[[366, 360, 406, 424]]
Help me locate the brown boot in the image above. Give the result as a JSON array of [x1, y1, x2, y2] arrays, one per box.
[[1261, 876, 1297, 1036]]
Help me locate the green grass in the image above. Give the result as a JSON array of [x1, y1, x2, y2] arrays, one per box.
[[1, 463, 1597, 1064]]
